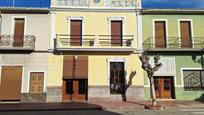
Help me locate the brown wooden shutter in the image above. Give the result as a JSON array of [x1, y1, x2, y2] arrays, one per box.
[[75, 56, 88, 78], [63, 56, 73, 78], [70, 20, 82, 46], [63, 56, 88, 79], [111, 21, 122, 46], [155, 21, 166, 48], [0, 66, 22, 100], [180, 21, 192, 48], [14, 19, 25, 47]]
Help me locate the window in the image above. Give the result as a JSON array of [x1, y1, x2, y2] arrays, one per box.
[[183, 70, 204, 91], [66, 80, 73, 95], [78, 80, 86, 94], [29, 72, 44, 94], [164, 79, 170, 90], [154, 79, 158, 90]]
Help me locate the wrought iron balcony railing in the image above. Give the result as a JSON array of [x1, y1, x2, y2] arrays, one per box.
[[55, 34, 134, 51], [0, 35, 35, 50], [52, 0, 137, 8], [143, 37, 204, 51]]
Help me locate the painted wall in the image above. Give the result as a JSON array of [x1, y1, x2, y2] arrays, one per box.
[[48, 54, 144, 87], [142, 14, 204, 42], [55, 11, 138, 48], [0, 53, 48, 94], [144, 54, 204, 100], [142, 14, 204, 100], [1, 14, 51, 51]]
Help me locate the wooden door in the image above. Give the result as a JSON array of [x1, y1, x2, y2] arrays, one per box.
[[62, 79, 87, 101], [0, 66, 22, 100], [153, 77, 174, 99], [14, 19, 25, 47], [111, 21, 122, 46], [70, 20, 82, 46], [155, 21, 166, 48], [180, 21, 192, 48]]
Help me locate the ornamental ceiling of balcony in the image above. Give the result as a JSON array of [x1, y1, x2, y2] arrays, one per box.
[[142, 0, 204, 9], [0, 0, 50, 8]]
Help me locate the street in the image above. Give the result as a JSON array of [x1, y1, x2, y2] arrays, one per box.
[[115, 109, 204, 115], [0, 109, 204, 115]]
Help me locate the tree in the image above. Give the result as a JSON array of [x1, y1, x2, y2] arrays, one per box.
[[139, 54, 162, 106]]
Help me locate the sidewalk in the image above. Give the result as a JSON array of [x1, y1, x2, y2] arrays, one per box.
[[87, 98, 204, 110], [0, 99, 203, 111]]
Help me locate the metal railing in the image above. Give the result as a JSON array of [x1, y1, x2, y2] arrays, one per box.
[[0, 35, 35, 49], [143, 37, 204, 50], [52, 0, 137, 7], [55, 34, 133, 49]]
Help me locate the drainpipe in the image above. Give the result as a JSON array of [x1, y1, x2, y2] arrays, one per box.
[[0, 12, 2, 36]]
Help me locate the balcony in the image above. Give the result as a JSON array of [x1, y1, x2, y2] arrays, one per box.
[[143, 37, 204, 51], [55, 34, 134, 52], [52, 0, 138, 8], [0, 35, 35, 51]]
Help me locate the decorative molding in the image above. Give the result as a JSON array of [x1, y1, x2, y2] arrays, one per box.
[[105, 0, 136, 7], [67, 16, 84, 23]]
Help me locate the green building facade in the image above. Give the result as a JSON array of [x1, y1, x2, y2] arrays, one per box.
[[142, 9, 204, 100]]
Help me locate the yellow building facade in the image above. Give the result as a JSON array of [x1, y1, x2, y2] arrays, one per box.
[[47, 0, 143, 102]]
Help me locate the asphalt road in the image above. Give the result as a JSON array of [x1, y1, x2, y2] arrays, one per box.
[[0, 110, 121, 115], [0, 109, 204, 115]]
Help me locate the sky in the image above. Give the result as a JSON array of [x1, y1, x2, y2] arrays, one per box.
[[0, 0, 50, 8], [142, 0, 204, 9]]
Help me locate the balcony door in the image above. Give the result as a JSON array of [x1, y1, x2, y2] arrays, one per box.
[[154, 21, 167, 48], [70, 20, 82, 46], [111, 21, 123, 46], [180, 21, 192, 48], [14, 19, 25, 47]]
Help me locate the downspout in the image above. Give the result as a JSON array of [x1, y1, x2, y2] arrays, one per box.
[[0, 11, 2, 36], [136, 9, 143, 53]]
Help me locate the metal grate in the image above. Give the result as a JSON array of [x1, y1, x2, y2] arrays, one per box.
[[183, 70, 204, 91]]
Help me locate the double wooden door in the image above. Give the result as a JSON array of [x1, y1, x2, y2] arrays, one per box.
[[154, 77, 174, 99], [62, 79, 87, 101]]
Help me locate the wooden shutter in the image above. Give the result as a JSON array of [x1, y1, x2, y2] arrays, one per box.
[[111, 21, 122, 46], [0, 66, 22, 100], [14, 19, 25, 47], [75, 56, 88, 78], [63, 56, 88, 79], [29, 72, 44, 94], [63, 56, 74, 78], [155, 21, 166, 48], [180, 21, 192, 48], [70, 20, 82, 46]]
